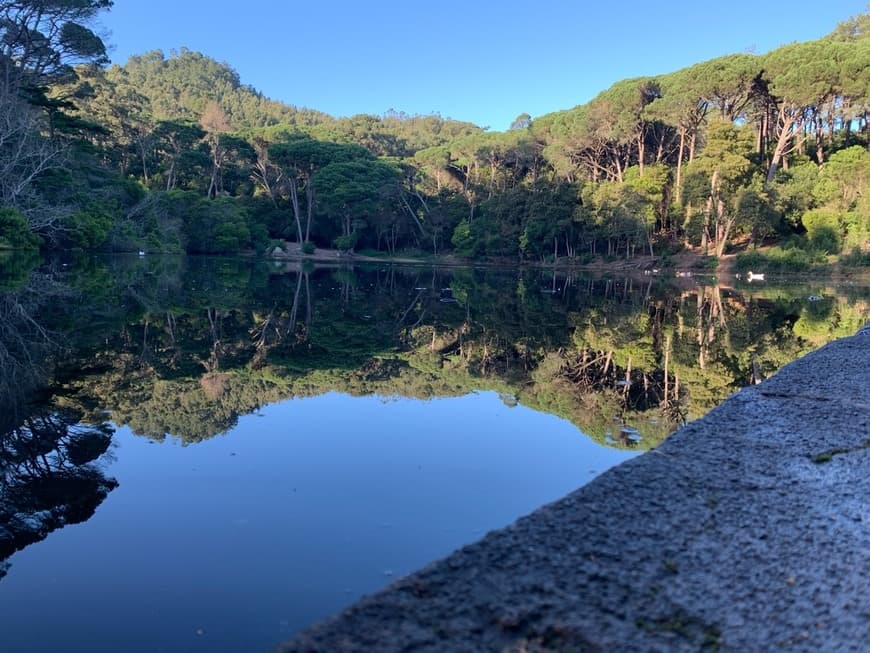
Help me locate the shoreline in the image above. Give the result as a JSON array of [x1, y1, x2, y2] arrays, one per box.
[[266, 246, 870, 282]]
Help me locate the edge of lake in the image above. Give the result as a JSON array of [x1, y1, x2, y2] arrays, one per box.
[[277, 325, 870, 652]]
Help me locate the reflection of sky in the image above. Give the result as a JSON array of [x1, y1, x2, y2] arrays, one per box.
[[0, 391, 636, 653]]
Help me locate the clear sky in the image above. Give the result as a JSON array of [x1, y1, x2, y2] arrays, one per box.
[[98, 1, 867, 131]]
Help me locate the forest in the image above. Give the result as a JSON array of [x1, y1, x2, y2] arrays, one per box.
[[0, 2, 868, 270]]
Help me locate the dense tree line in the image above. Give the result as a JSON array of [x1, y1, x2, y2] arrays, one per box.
[[0, 3, 867, 267]]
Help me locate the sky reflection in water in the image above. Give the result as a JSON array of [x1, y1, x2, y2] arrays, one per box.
[[1, 390, 635, 653]]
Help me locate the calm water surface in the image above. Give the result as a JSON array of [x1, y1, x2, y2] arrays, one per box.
[[1, 254, 867, 652], [2, 392, 632, 653]]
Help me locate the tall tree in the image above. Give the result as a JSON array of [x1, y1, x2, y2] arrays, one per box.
[[311, 159, 399, 250], [200, 101, 231, 198], [0, 1, 113, 236], [684, 121, 755, 257], [152, 119, 208, 191], [761, 40, 847, 180], [0, 0, 112, 93], [269, 138, 372, 243], [645, 68, 710, 201]]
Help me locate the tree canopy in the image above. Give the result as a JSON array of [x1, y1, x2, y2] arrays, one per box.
[[0, 3, 866, 266]]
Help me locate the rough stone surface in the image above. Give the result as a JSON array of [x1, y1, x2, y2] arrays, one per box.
[[277, 332, 870, 653]]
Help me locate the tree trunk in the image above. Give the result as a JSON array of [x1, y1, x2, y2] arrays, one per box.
[[398, 191, 427, 240], [208, 166, 218, 199], [637, 131, 645, 176], [714, 204, 735, 259], [663, 335, 671, 409], [488, 160, 496, 198], [701, 195, 712, 255], [675, 129, 686, 204], [814, 115, 825, 165], [766, 105, 802, 184], [166, 160, 175, 191], [304, 176, 314, 242], [288, 179, 304, 243], [139, 141, 149, 185]]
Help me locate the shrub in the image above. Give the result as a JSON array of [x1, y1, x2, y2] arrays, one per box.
[[735, 246, 824, 273], [333, 233, 358, 252], [67, 208, 113, 249], [843, 207, 869, 251], [801, 209, 841, 253], [450, 221, 474, 256], [181, 196, 251, 253], [0, 208, 41, 250], [693, 256, 719, 270]]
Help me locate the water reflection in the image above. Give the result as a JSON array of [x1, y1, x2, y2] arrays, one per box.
[[0, 265, 61, 432], [0, 407, 117, 579], [2, 252, 868, 461], [0, 254, 867, 650]]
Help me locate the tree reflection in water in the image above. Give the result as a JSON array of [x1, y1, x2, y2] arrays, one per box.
[[0, 257, 118, 579], [0, 253, 867, 577], [0, 407, 118, 579]]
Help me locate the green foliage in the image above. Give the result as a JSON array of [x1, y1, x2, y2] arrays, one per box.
[[0, 208, 42, 250], [735, 185, 778, 244], [842, 204, 870, 251], [110, 49, 332, 130], [583, 181, 650, 256], [813, 146, 869, 211], [0, 1, 111, 87], [772, 162, 819, 228], [109, 192, 183, 253], [691, 121, 755, 188], [625, 164, 669, 223], [801, 209, 842, 253], [180, 195, 253, 253], [333, 233, 358, 251], [67, 207, 114, 249], [451, 221, 475, 256], [312, 159, 400, 243], [269, 137, 374, 171], [4, 6, 867, 268], [735, 245, 826, 273]]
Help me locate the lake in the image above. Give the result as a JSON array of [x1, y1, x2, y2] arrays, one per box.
[[1, 254, 867, 652]]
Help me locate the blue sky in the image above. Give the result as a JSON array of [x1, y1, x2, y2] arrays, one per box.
[[99, 1, 866, 131]]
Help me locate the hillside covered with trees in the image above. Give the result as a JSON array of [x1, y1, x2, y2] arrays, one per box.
[[1, 2, 868, 270]]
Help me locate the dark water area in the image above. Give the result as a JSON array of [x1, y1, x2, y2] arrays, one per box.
[[1, 253, 867, 652]]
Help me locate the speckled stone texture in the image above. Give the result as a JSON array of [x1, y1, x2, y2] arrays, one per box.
[[277, 332, 869, 653]]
